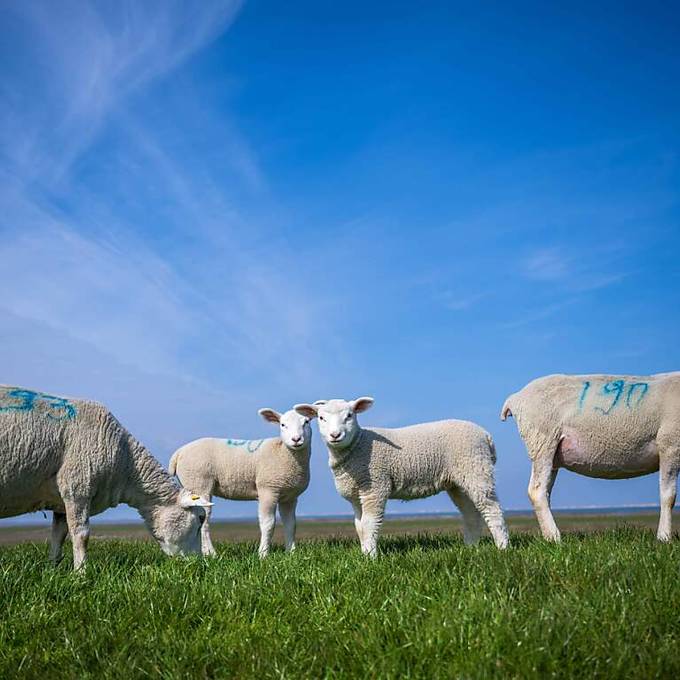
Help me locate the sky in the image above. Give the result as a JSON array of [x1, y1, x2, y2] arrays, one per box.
[[1, 1, 679, 525]]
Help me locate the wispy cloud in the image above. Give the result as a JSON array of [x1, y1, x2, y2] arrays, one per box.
[[1, 0, 242, 185], [522, 248, 570, 281], [520, 245, 627, 293]]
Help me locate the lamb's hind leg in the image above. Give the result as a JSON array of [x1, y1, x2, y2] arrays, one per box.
[[464, 485, 509, 550], [50, 511, 69, 565], [447, 488, 483, 545], [657, 444, 679, 542], [528, 454, 560, 542]]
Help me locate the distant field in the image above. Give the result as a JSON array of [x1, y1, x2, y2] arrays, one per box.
[[1, 508, 676, 545], [1, 512, 679, 679]]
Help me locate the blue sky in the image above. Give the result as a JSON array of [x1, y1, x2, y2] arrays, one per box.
[[1, 1, 679, 524]]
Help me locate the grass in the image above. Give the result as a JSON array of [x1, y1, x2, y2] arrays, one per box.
[[1, 516, 679, 679]]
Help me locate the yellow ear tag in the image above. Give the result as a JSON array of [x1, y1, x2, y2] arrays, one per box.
[[191, 494, 200, 501]]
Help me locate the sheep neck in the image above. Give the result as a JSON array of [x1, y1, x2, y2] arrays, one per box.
[[122, 437, 179, 511], [328, 428, 363, 469]]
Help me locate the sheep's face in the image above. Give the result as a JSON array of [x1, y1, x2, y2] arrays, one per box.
[[259, 408, 314, 451], [154, 492, 212, 557], [295, 397, 374, 451]]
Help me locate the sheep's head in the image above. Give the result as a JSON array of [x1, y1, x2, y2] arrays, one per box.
[[259, 408, 314, 451], [152, 490, 213, 557], [294, 397, 373, 450]]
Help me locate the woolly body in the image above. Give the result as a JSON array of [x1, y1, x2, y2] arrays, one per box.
[[501, 372, 680, 541], [295, 398, 509, 556], [0, 385, 209, 569], [169, 409, 312, 557]]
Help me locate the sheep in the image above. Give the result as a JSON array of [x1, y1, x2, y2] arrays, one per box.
[[501, 372, 680, 542], [0, 385, 212, 569], [169, 408, 315, 558], [294, 397, 509, 556]]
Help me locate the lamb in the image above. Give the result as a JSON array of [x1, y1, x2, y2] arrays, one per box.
[[169, 408, 315, 558], [294, 397, 509, 556], [501, 372, 680, 542], [0, 385, 212, 570]]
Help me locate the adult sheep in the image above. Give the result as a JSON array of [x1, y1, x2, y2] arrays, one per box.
[[501, 372, 680, 542], [0, 385, 212, 569], [169, 407, 315, 558], [294, 397, 509, 557]]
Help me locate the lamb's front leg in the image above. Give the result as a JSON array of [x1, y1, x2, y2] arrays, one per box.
[[278, 499, 297, 552], [64, 500, 90, 570], [351, 499, 364, 549], [360, 496, 386, 558], [657, 448, 679, 542], [50, 511, 69, 565], [200, 501, 217, 557], [257, 493, 278, 558]]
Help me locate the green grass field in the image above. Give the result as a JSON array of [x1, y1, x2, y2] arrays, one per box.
[[1, 514, 679, 679]]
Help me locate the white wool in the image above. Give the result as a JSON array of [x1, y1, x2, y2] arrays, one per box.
[[502, 372, 680, 542], [169, 408, 314, 558], [0, 385, 210, 569], [295, 397, 508, 556]]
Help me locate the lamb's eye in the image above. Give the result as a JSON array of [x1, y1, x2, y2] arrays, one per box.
[[319, 415, 325, 422], [281, 423, 287, 428], [345, 413, 353, 421]]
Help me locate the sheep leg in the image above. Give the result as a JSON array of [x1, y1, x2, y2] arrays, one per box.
[[447, 488, 483, 545], [257, 493, 278, 559], [351, 499, 364, 548], [64, 500, 90, 570], [657, 448, 679, 542], [528, 456, 560, 542], [360, 497, 386, 558], [49, 511, 69, 565], [200, 501, 217, 557], [278, 499, 297, 552], [463, 486, 509, 549]]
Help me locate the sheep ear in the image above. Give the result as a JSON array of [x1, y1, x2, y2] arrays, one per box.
[[294, 403, 318, 419], [258, 408, 281, 424], [179, 490, 213, 508], [351, 397, 374, 413]]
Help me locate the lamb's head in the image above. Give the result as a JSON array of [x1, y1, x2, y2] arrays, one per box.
[[259, 407, 315, 451], [151, 490, 213, 557], [294, 397, 374, 450]]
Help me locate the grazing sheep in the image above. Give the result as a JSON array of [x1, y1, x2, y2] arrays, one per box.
[[294, 397, 509, 556], [169, 408, 315, 558], [0, 385, 212, 569], [501, 372, 680, 542]]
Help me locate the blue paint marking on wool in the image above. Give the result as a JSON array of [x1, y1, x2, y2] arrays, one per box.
[[578, 381, 591, 411], [581, 379, 649, 415], [0, 388, 77, 420], [225, 438, 264, 453], [593, 380, 625, 415], [626, 382, 649, 407]]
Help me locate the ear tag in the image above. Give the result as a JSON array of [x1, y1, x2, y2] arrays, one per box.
[[191, 494, 200, 501]]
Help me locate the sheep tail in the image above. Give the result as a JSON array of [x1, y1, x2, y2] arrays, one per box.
[[168, 451, 179, 477], [500, 394, 515, 421]]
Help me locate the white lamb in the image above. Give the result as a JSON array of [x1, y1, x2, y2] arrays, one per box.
[[169, 408, 314, 558], [0, 385, 212, 570], [501, 372, 680, 542], [294, 397, 509, 557]]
